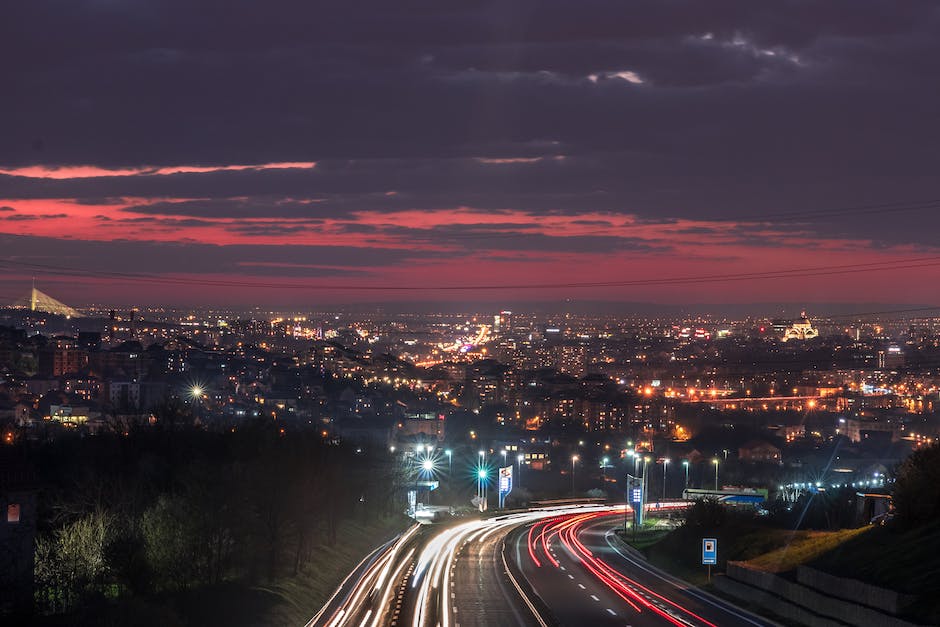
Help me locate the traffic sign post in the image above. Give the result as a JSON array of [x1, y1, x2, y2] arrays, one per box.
[[702, 538, 717, 581]]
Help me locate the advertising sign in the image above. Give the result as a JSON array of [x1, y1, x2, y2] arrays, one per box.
[[498, 466, 513, 508]]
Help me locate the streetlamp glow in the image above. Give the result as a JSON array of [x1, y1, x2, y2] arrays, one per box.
[[478, 468, 487, 480], [712, 458, 720, 491], [662, 458, 670, 501], [422, 459, 434, 472], [571, 455, 579, 495]]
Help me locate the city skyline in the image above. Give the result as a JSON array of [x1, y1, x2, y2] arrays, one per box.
[[3, 2, 940, 305]]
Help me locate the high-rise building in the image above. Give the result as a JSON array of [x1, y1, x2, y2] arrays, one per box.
[[494, 310, 513, 335]]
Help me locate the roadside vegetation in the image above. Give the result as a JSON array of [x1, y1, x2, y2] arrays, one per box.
[[27, 418, 406, 626]]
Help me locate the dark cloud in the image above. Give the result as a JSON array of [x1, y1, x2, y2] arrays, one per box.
[[0, 0, 938, 258], [2, 213, 68, 221]]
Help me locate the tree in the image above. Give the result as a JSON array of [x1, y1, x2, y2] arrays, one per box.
[[893, 442, 940, 529], [35, 509, 116, 614]]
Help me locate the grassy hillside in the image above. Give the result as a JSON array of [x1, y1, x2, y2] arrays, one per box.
[[808, 521, 940, 624]]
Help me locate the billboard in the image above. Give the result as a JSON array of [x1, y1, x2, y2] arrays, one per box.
[[498, 466, 513, 508]]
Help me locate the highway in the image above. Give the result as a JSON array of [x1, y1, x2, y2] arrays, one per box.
[[513, 510, 773, 626], [309, 504, 772, 627]]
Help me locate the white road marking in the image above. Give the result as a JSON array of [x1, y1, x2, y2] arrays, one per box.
[[578, 584, 586, 590], [606, 608, 616, 616], [590, 595, 599, 601]]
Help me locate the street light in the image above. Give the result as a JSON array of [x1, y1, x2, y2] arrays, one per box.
[[682, 459, 690, 488], [517, 454, 524, 486], [445, 449, 452, 475], [571, 455, 579, 495], [501, 449, 507, 466], [662, 458, 670, 501], [712, 458, 720, 491], [602, 456, 610, 482]]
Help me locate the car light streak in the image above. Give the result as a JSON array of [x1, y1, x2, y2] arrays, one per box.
[[527, 509, 720, 627]]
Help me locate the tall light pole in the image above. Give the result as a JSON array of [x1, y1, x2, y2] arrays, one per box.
[[713, 458, 720, 491], [517, 454, 524, 487], [662, 458, 670, 501], [421, 458, 435, 504], [682, 459, 690, 489], [445, 449, 452, 475], [602, 456, 610, 482], [571, 455, 577, 495], [501, 449, 507, 467], [478, 450, 486, 507]]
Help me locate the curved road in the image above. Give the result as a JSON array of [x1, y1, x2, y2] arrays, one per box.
[[512, 511, 773, 626], [310, 505, 773, 627]]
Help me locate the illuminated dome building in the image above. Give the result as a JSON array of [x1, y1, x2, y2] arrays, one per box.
[[781, 312, 818, 342]]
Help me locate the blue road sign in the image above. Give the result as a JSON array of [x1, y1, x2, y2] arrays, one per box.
[[702, 538, 718, 565], [631, 487, 642, 503]]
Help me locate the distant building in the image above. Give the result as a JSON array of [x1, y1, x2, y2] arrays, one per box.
[[738, 440, 782, 463], [494, 310, 513, 335], [780, 312, 819, 342], [843, 416, 902, 443], [396, 406, 445, 442]]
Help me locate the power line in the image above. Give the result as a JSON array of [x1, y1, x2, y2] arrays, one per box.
[[2, 254, 940, 292]]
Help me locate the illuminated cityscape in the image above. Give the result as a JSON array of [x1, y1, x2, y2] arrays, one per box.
[[3, 1, 940, 626]]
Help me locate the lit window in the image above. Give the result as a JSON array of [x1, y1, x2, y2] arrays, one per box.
[[7, 504, 20, 523]]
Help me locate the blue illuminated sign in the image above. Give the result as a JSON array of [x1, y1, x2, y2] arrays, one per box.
[[702, 538, 717, 565]]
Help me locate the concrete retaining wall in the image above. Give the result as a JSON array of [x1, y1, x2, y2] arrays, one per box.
[[723, 562, 925, 627], [796, 565, 915, 615], [713, 575, 848, 627]]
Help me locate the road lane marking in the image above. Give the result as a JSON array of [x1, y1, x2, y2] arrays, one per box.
[[606, 608, 616, 616], [578, 584, 586, 589], [568, 574, 574, 579], [591, 595, 599, 601]]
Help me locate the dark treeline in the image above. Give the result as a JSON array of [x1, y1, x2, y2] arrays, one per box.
[[25, 418, 401, 624]]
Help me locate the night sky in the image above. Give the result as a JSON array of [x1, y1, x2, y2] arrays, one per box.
[[2, 1, 939, 307]]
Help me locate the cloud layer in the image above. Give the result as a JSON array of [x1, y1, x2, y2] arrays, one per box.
[[1, 1, 939, 305]]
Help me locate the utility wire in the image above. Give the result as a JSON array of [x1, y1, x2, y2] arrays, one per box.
[[2, 255, 940, 291]]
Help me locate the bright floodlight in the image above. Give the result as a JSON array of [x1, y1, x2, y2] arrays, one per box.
[[422, 459, 434, 471], [190, 385, 203, 399], [477, 469, 487, 479]]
